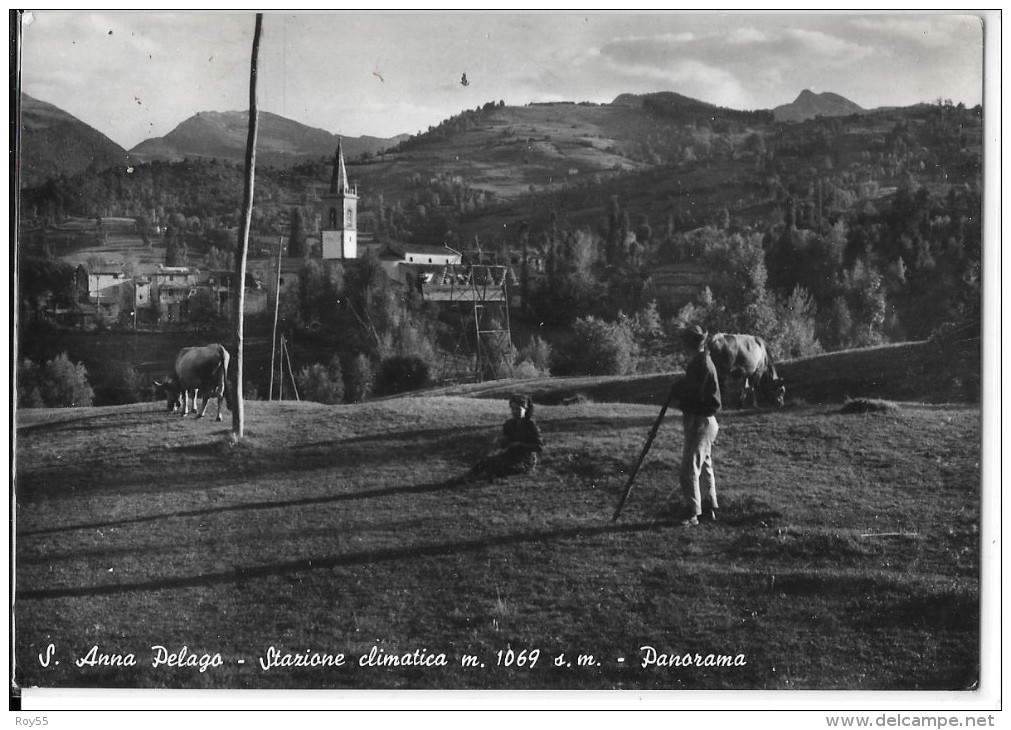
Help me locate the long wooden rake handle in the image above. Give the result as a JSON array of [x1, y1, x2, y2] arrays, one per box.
[[611, 385, 679, 522]]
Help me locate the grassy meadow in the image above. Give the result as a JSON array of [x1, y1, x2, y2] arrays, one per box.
[[14, 371, 981, 690]]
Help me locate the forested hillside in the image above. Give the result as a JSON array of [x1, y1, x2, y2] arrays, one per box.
[[18, 93, 130, 186], [17, 93, 982, 404]]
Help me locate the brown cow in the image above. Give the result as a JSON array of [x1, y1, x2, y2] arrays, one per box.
[[153, 344, 232, 420], [707, 333, 785, 408]]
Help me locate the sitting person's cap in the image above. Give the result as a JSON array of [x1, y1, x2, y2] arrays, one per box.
[[681, 324, 707, 346]]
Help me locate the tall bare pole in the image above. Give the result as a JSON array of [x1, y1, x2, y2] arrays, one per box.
[[231, 13, 263, 439]]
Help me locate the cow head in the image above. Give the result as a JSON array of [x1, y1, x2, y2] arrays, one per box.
[[152, 377, 182, 412], [758, 373, 786, 408]]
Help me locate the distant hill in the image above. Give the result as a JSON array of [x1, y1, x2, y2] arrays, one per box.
[[128, 110, 408, 167], [772, 89, 866, 122], [614, 91, 773, 125], [17, 93, 131, 186]]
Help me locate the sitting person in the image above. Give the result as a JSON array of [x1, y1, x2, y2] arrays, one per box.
[[470, 393, 545, 477]]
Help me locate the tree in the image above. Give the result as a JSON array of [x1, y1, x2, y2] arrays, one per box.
[[519, 221, 530, 316], [843, 259, 887, 347], [374, 356, 431, 396], [562, 315, 638, 376], [18, 353, 94, 408], [605, 195, 621, 266], [164, 226, 182, 266], [188, 287, 218, 328], [631, 300, 669, 372], [295, 356, 345, 404], [105, 362, 145, 405], [772, 286, 822, 359], [205, 246, 223, 271], [345, 353, 375, 403], [288, 207, 307, 258]]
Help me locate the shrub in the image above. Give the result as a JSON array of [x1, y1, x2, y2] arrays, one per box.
[[295, 356, 345, 405], [18, 353, 94, 408], [512, 359, 545, 379], [374, 355, 431, 396], [517, 336, 553, 374], [840, 398, 899, 414], [564, 315, 638, 376]]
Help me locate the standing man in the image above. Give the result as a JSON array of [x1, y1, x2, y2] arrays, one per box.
[[673, 325, 721, 526]]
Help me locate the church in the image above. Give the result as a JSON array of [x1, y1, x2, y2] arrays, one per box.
[[315, 141, 464, 288]]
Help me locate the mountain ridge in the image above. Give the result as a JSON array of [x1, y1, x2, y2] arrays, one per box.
[[18, 92, 131, 185], [128, 110, 409, 167]]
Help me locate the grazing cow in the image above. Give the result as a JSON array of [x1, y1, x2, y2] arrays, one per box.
[[153, 344, 232, 421], [707, 333, 785, 408]]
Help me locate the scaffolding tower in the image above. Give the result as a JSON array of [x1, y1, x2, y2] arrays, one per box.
[[423, 263, 515, 383]]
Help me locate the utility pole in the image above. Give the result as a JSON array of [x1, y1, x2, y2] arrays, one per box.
[[230, 13, 263, 439]]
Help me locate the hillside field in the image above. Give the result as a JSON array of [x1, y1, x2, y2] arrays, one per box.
[[13, 360, 982, 691]]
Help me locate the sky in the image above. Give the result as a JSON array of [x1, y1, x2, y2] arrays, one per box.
[[17, 10, 988, 151]]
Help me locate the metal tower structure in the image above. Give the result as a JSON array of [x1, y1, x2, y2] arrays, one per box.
[[422, 263, 515, 382]]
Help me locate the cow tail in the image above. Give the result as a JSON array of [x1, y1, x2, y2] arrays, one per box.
[[761, 337, 778, 378], [214, 345, 228, 381], [215, 345, 234, 410]]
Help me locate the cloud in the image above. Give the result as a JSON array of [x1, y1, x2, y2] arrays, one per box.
[[600, 21, 880, 76], [727, 27, 769, 44], [847, 14, 982, 49], [781, 28, 873, 60], [597, 54, 751, 109]]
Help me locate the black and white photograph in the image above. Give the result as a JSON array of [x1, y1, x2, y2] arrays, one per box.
[[10, 9, 998, 714]]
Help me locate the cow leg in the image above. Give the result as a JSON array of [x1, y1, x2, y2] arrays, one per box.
[[727, 369, 747, 409], [741, 376, 757, 408], [197, 393, 211, 419], [181, 390, 189, 416], [214, 395, 224, 422]]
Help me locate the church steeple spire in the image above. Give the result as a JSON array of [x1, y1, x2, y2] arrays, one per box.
[[319, 137, 359, 260], [329, 138, 350, 195]]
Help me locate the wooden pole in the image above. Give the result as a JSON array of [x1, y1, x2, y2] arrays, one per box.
[[282, 335, 300, 401], [278, 334, 284, 401], [231, 13, 263, 439], [611, 384, 680, 522], [269, 234, 282, 401]]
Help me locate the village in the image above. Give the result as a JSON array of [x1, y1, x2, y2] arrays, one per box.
[[53, 140, 710, 341]]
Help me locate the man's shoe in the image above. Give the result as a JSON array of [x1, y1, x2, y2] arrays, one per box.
[[679, 515, 699, 527]]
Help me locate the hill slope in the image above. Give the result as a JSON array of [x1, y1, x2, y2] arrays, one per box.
[[409, 339, 980, 408], [17, 93, 130, 185], [14, 394, 980, 690], [129, 110, 407, 166]]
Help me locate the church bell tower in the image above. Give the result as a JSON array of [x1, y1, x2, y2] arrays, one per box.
[[319, 139, 358, 259]]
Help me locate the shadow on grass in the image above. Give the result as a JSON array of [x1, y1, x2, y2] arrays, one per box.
[[18, 518, 677, 600], [16, 406, 163, 434], [17, 414, 661, 500], [20, 475, 483, 536]]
